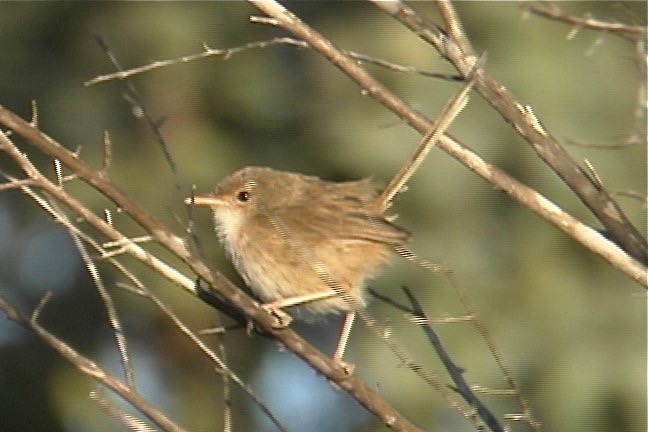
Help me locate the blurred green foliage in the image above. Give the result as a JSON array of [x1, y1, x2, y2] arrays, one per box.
[[0, 2, 645, 432]]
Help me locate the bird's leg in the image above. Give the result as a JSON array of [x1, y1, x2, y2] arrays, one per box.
[[264, 292, 357, 375], [332, 311, 356, 375], [261, 290, 339, 328]]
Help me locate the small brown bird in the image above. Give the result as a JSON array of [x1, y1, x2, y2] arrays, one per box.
[[187, 166, 409, 362]]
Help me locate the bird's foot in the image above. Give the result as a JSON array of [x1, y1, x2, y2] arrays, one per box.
[[261, 305, 293, 328], [335, 359, 355, 376]]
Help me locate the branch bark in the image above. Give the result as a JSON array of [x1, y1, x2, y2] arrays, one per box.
[[246, 1, 647, 287], [0, 106, 424, 432], [370, 0, 648, 265], [0, 295, 186, 432]]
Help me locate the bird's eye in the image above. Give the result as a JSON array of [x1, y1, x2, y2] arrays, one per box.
[[236, 190, 250, 202]]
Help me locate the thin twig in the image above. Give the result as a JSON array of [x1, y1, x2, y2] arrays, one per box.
[[368, 287, 415, 314], [396, 248, 541, 430], [86, 37, 307, 86], [86, 36, 459, 87], [90, 390, 158, 432], [0, 110, 420, 432], [402, 287, 505, 432], [566, 138, 643, 149], [92, 35, 187, 202], [370, 0, 648, 265], [611, 190, 648, 208], [524, 2, 647, 42], [0, 295, 187, 432], [1, 170, 136, 389], [59, 200, 136, 389], [220, 342, 232, 432], [349, 51, 462, 81], [378, 55, 481, 211], [0, 155, 288, 431], [245, 0, 646, 286]]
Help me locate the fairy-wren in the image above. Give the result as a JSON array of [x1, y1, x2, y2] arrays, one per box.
[[186, 166, 409, 361]]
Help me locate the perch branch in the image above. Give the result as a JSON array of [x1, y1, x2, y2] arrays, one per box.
[[245, 1, 646, 287], [370, 0, 648, 264], [0, 295, 186, 432], [0, 108, 424, 432]]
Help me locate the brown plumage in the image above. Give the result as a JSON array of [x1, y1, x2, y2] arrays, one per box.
[[189, 166, 409, 316]]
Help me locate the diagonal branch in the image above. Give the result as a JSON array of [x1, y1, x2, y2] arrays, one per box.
[[370, 0, 648, 265], [0, 110, 424, 432], [523, 2, 647, 42], [0, 166, 287, 431], [86, 36, 460, 86], [402, 287, 504, 432], [0, 295, 186, 432], [245, 1, 646, 287], [378, 57, 478, 211]]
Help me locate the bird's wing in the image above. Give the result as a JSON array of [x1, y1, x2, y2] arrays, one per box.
[[272, 202, 410, 246]]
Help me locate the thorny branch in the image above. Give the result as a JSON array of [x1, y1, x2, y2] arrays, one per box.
[[0, 109, 425, 431], [402, 287, 504, 432], [524, 2, 647, 42], [0, 295, 187, 432], [86, 37, 460, 86], [83, 0, 647, 285], [247, 0, 646, 286], [369, 0, 648, 265], [0, 162, 288, 431], [2, 2, 645, 431]]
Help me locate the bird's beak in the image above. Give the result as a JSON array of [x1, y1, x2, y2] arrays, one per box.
[[184, 193, 223, 207]]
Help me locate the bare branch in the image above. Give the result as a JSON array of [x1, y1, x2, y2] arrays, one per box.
[[526, 2, 647, 145], [67, 210, 136, 389], [86, 37, 307, 86], [91, 35, 187, 202], [0, 126, 199, 299], [1, 163, 288, 430], [0, 178, 34, 192], [402, 287, 505, 432], [435, 0, 473, 55], [1, 3, 645, 429], [395, 249, 541, 430], [370, 0, 648, 264], [379, 56, 479, 211], [245, 1, 646, 286], [0, 108, 424, 431], [90, 390, 157, 432], [0, 295, 187, 432], [118, 271, 289, 432], [524, 2, 647, 42], [87, 35, 459, 88]]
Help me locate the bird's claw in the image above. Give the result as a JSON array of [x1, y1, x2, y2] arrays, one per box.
[[336, 359, 355, 376], [261, 305, 293, 328]]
